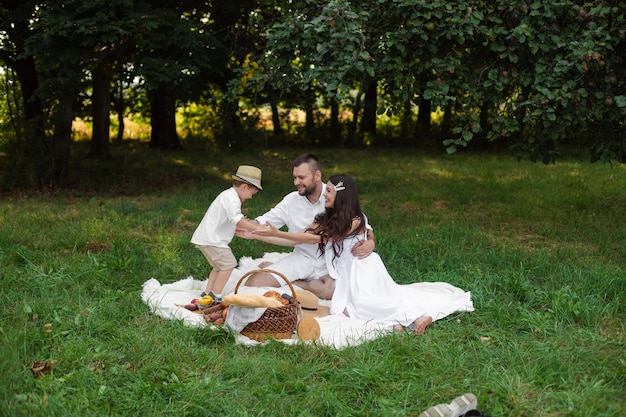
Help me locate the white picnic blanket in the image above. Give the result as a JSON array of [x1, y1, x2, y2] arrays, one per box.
[[141, 252, 473, 349]]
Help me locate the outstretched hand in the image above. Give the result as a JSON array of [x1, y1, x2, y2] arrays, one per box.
[[252, 222, 279, 237], [235, 228, 255, 240]]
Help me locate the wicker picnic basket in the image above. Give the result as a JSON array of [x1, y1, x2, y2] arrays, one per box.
[[233, 269, 300, 342], [200, 303, 226, 320]]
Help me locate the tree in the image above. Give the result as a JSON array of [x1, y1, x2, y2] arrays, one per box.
[[239, 0, 625, 162], [21, 0, 142, 178], [0, 1, 48, 186]]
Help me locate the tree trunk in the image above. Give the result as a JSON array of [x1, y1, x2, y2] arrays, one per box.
[[304, 87, 315, 141], [400, 100, 413, 143], [114, 77, 125, 144], [347, 84, 364, 146], [414, 96, 431, 142], [116, 108, 125, 145], [90, 65, 111, 158], [269, 92, 283, 139], [218, 98, 243, 149], [329, 98, 340, 145], [441, 101, 455, 139], [149, 86, 180, 150], [16, 59, 44, 124], [51, 98, 74, 182], [360, 79, 377, 135], [8, 55, 45, 139]]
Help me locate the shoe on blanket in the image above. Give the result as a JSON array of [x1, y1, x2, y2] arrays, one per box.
[[419, 393, 477, 417], [200, 291, 222, 306], [297, 317, 321, 341]]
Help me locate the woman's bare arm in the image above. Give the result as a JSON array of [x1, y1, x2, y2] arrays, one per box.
[[252, 222, 322, 245], [235, 228, 297, 246]]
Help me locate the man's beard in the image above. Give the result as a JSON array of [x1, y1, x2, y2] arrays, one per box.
[[298, 183, 316, 197]]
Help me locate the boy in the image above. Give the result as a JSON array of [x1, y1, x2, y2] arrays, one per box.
[[191, 165, 266, 302]]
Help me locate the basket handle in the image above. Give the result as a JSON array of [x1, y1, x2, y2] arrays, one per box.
[[234, 269, 298, 305]]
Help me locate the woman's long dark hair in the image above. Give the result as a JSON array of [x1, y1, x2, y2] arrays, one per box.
[[306, 174, 366, 259]]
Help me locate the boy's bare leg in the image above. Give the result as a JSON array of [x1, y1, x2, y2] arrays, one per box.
[[204, 269, 219, 294], [210, 268, 234, 295]]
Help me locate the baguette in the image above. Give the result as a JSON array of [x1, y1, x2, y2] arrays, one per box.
[[222, 293, 283, 308]]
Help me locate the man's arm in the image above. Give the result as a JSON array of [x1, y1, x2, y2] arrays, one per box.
[[253, 222, 321, 245], [255, 195, 290, 228], [235, 228, 296, 247], [352, 228, 375, 259]]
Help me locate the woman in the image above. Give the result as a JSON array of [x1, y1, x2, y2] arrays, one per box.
[[254, 174, 473, 335]]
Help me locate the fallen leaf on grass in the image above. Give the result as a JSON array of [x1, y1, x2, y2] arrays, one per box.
[[480, 336, 491, 342], [31, 360, 58, 378]]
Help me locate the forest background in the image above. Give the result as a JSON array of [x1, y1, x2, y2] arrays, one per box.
[[1, 0, 625, 192]]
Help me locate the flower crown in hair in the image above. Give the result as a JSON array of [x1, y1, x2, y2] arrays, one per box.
[[333, 181, 345, 191]]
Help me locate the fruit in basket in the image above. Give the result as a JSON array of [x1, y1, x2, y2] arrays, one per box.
[[209, 312, 222, 322], [184, 303, 198, 311], [198, 295, 214, 306], [214, 318, 224, 325]]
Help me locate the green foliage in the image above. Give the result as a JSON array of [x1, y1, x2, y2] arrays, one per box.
[[1, 0, 625, 192], [238, 0, 626, 162]]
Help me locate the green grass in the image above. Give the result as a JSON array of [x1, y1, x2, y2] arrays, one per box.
[[1, 144, 625, 416]]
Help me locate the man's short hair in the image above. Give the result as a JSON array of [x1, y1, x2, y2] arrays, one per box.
[[293, 153, 321, 173]]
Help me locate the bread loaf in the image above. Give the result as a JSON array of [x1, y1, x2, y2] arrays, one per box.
[[222, 293, 283, 308], [263, 290, 290, 306]]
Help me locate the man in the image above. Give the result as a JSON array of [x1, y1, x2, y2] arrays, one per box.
[[237, 153, 375, 299]]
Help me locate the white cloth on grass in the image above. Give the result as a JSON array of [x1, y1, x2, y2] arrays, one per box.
[[141, 252, 474, 348]]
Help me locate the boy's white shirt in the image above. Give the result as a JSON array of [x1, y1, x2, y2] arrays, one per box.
[[191, 187, 244, 248]]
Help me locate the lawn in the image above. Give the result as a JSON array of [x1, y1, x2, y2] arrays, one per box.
[[1, 144, 624, 416]]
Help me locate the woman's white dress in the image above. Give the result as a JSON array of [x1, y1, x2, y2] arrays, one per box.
[[326, 232, 474, 329]]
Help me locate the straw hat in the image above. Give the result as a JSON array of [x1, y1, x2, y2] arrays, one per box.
[[232, 165, 263, 190], [295, 290, 330, 318]]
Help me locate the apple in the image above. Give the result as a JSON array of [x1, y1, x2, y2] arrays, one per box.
[[209, 312, 222, 322], [214, 318, 225, 325], [184, 303, 198, 311]]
